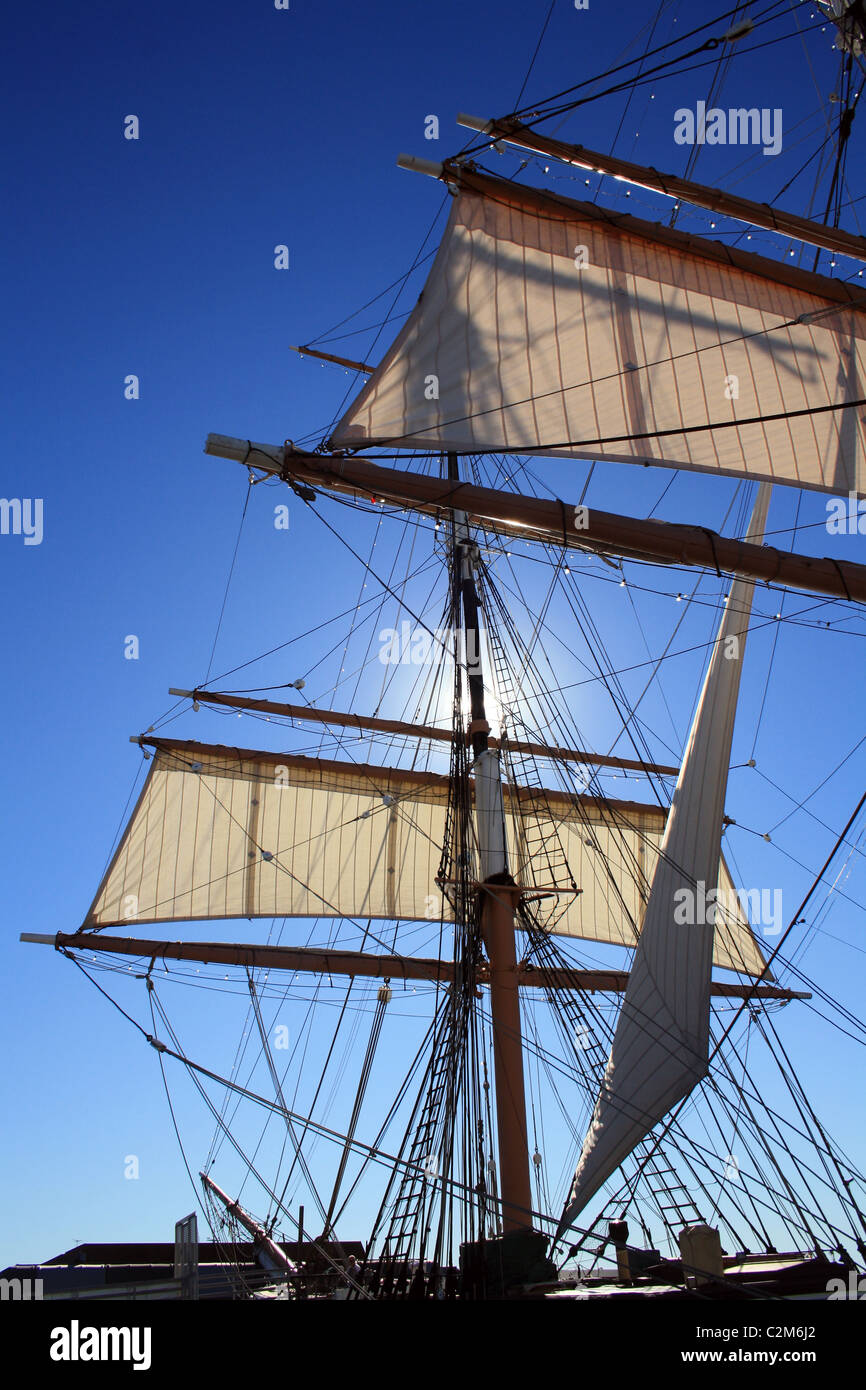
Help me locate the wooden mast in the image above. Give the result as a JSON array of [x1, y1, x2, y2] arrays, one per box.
[[448, 451, 534, 1235]]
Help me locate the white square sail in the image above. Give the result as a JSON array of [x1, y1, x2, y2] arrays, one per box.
[[332, 172, 866, 496]]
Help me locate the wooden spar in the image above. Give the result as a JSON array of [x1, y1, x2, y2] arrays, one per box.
[[18, 931, 809, 1000], [523, 968, 808, 1002], [200, 1172, 297, 1274], [128, 734, 672, 823], [401, 161, 866, 309], [50, 932, 457, 984], [289, 344, 373, 374], [204, 435, 866, 604], [167, 687, 679, 778], [455, 115, 866, 265]]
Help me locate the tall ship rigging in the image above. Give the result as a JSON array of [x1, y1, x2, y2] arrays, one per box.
[[22, 1, 866, 1299]]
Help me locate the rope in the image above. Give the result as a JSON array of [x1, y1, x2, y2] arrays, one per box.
[[204, 479, 252, 685]]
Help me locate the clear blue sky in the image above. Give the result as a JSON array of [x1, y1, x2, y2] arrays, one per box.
[[3, 0, 865, 1267]]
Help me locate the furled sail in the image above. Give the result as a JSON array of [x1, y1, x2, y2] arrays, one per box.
[[331, 168, 866, 496], [558, 484, 773, 1231], [83, 737, 765, 975]]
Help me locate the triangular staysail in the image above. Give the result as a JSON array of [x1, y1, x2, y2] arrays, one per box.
[[331, 169, 866, 496], [558, 483, 773, 1231]]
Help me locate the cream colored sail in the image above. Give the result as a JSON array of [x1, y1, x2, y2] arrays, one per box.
[[84, 738, 765, 976], [558, 484, 773, 1231], [331, 170, 865, 496]]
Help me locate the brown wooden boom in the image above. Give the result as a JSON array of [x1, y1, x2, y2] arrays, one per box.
[[167, 688, 679, 778], [455, 115, 866, 264], [19, 931, 809, 1001], [289, 344, 373, 373], [205, 435, 866, 604]]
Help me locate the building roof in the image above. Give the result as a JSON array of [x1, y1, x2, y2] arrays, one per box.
[[41, 1240, 365, 1267]]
